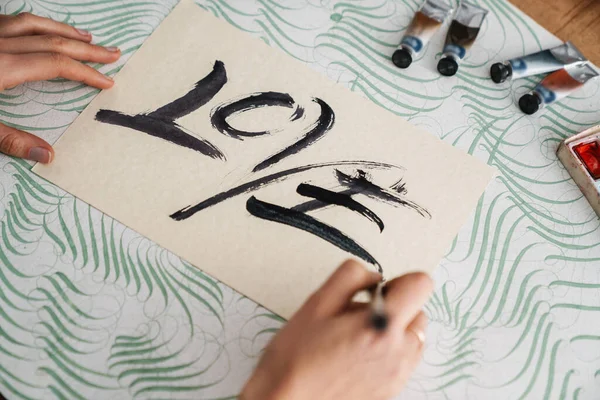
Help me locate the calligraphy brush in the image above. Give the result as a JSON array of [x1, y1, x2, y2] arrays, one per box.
[[369, 280, 388, 331]]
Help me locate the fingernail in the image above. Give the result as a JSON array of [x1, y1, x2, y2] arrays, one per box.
[[28, 147, 52, 164], [100, 74, 115, 87], [105, 46, 120, 52], [76, 28, 91, 37]]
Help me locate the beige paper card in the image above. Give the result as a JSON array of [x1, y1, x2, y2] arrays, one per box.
[[34, 0, 495, 318]]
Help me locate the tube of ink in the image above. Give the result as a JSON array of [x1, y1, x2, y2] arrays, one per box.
[[490, 42, 586, 83], [437, 1, 488, 77], [519, 63, 599, 115], [392, 0, 453, 69]]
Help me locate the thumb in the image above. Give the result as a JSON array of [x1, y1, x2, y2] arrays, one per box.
[[0, 122, 54, 163]]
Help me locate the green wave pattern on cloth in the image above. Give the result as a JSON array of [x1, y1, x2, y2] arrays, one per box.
[[1, 0, 600, 399]]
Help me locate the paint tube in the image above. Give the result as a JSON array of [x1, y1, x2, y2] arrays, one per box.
[[392, 0, 453, 69], [490, 42, 586, 83], [437, 1, 488, 76], [519, 63, 599, 115]]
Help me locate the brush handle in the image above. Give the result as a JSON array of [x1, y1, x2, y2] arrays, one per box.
[[370, 281, 388, 331]]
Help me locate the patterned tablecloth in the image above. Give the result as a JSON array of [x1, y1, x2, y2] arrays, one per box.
[[1, 1, 599, 399]]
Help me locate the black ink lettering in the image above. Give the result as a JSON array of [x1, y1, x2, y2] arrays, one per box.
[[291, 188, 358, 213], [150, 61, 228, 121], [96, 59, 335, 168], [294, 183, 384, 232], [95, 61, 227, 159], [246, 196, 381, 273], [336, 170, 431, 218], [169, 161, 400, 221], [95, 110, 225, 159], [252, 98, 335, 173], [210, 92, 304, 139]]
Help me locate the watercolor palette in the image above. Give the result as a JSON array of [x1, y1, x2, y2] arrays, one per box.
[[557, 125, 600, 216]]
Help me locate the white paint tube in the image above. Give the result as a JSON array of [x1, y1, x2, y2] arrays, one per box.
[[437, 1, 488, 77], [519, 63, 599, 115], [392, 0, 453, 69], [491, 42, 587, 83]]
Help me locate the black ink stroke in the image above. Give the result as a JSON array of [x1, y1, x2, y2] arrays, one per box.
[[170, 161, 400, 221], [210, 92, 304, 139], [247, 196, 382, 273], [291, 174, 427, 219], [291, 188, 358, 213], [390, 179, 408, 195], [150, 60, 228, 121], [95, 61, 227, 159], [294, 183, 384, 232], [95, 110, 225, 159], [252, 98, 335, 173], [336, 170, 431, 218]]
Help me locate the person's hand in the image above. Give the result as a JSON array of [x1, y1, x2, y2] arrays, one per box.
[[241, 260, 433, 400], [0, 13, 120, 163]]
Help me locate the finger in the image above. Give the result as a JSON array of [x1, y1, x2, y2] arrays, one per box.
[[345, 301, 370, 314], [305, 260, 381, 319], [404, 310, 427, 351], [0, 35, 120, 63], [0, 123, 54, 163], [403, 311, 427, 375], [0, 13, 92, 41], [385, 272, 433, 330], [0, 53, 114, 90]]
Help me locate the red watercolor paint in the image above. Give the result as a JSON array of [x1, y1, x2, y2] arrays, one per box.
[[573, 141, 600, 179]]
